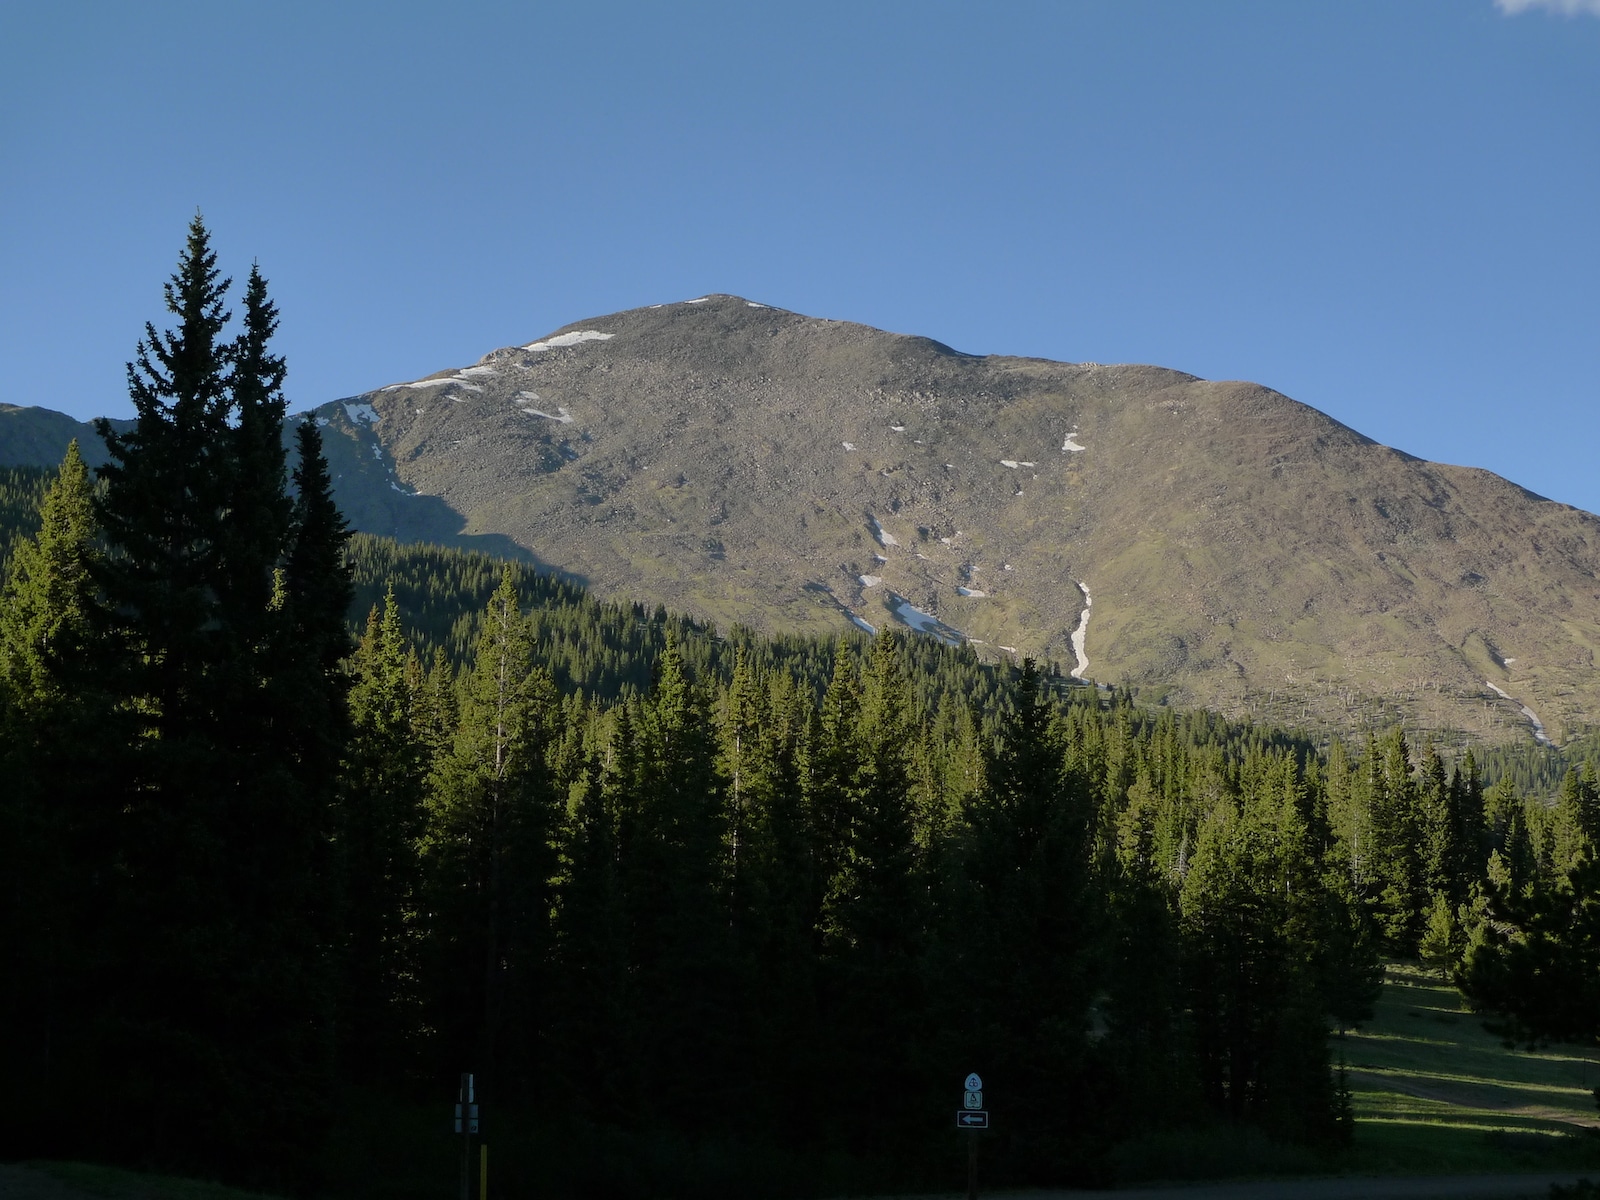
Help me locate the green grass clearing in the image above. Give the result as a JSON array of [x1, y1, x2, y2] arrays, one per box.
[[1340, 962, 1600, 1174]]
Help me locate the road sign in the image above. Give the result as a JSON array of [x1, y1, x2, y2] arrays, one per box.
[[453, 1102, 479, 1133], [956, 1110, 989, 1129], [963, 1090, 983, 1109], [964, 1073, 983, 1092]]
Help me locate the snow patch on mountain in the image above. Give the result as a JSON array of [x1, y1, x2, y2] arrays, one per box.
[[1486, 681, 1553, 745], [1063, 429, 1086, 452], [515, 392, 575, 423], [868, 517, 899, 547], [886, 594, 965, 647], [1000, 459, 1036, 469], [1070, 582, 1093, 679], [523, 330, 615, 353], [382, 372, 485, 392], [957, 587, 987, 598], [859, 575, 882, 588], [344, 402, 379, 424]]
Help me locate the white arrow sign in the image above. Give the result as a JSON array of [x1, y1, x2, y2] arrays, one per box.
[[964, 1072, 983, 1092]]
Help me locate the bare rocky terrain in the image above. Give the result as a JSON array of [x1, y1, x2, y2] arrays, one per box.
[[306, 295, 1600, 744], [8, 295, 1600, 744]]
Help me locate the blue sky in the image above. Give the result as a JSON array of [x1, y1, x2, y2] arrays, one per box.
[[3, 1, 1597, 508]]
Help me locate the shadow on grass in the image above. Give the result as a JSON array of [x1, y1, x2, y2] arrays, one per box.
[[1109, 1125, 1334, 1185], [1349, 1121, 1600, 1177], [1109, 1121, 1600, 1189]]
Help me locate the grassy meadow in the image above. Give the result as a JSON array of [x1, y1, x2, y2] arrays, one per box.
[[1341, 963, 1600, 1175]]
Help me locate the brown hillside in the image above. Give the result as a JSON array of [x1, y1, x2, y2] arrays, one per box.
[[283, 295, 1600, 744]]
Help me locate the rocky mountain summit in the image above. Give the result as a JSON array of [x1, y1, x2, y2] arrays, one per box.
[[7, 296, 1597, 744], [304, 294, 1599, 745]]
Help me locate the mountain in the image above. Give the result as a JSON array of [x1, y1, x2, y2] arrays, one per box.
[[0, 405, 129, 468], [7, 296, 1597, 744]]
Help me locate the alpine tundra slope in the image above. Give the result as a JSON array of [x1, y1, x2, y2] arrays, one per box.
[[7, 294, 1599, 744]]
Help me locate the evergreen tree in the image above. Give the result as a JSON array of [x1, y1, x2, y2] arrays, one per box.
[[85, 215, 251, 1171], [1463, 848, 1600, 1047], [1314, 864, 1384, 1034], [0, 442, 108, 1156], [1178, 756, 1336, 1141], [807, 641, 863, 927], [423, 568, 561, 1098], [735, 669, 821, 1135], [340, 592, 429, 1082], [627, 631, 735, 1117], [1553, 768, 1599, 877], [821, 631, 930, 1153], [74, 220, 348, 1185], [94, 213, 234, 739], [956, 659, 1099, 1173], [1416, 745, 1453, 898], [552, 719, 637, 1125], [215, 264, 292, 664], [1444, 751, 1488, 906], [0, 441, 97, 703], [279, 416, 355, 783], [1368, 730, 1424, 951]]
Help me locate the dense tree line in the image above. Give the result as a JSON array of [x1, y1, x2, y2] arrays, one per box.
[[0, 466, 51, 567], [1453, 764, 1600, 1053], [1, 220, 1587, 1197]]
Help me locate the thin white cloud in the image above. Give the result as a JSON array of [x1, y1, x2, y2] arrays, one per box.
[[1496, 0, 1600, 15]]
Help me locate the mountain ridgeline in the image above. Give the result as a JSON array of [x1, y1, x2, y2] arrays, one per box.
[[6, 295, 1598, 747], [269, 296, 1600, 747]]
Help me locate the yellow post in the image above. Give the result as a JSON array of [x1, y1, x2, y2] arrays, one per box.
[[479, 1143, 488, 1200]]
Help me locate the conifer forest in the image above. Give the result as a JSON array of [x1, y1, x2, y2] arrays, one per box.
[[5, 222, 1600, 1198]]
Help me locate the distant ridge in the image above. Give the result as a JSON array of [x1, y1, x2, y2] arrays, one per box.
[[0, 404, 129, 469]]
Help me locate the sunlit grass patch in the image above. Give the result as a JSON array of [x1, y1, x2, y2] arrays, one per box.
[[1338, 962, 1600, 1174]]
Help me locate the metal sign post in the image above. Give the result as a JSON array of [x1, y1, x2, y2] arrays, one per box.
[[456, 1074, 480, 1200], [957, 1073, 987, 1200]]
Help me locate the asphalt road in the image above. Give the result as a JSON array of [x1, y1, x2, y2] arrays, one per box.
[[0, 1165, 1589, 1200], [975, 1176, 1588, 1199], [0, 1166, 98, 1200]]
